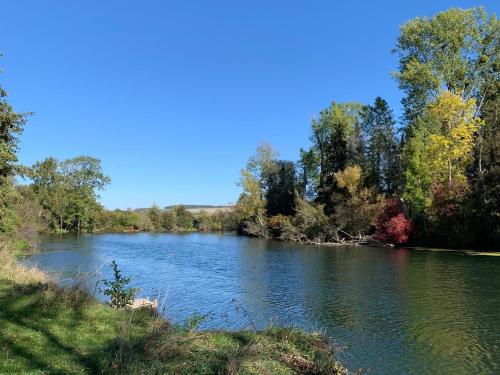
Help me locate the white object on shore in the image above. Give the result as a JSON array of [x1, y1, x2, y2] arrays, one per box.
[[130, 298, 158, 310]]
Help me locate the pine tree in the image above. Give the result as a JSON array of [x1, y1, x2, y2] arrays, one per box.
[[361, 97, 400, 194]]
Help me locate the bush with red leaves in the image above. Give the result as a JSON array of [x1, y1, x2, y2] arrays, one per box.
[[375, 198, 413, 245]]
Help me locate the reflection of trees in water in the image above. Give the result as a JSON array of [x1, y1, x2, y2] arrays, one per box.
[[296, 246, 415, 371], [237, 237, 310, 329], [400, 252, 500, 374]]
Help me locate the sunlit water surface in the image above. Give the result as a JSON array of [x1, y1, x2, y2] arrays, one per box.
[[26, 233, 500, 374]]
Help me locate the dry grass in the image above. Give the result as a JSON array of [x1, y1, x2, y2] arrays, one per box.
[[0, 239, 50, 285], [117, 322, 348, 375]]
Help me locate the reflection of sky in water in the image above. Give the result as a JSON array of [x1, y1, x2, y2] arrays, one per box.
[[26, 233, 500, 375]]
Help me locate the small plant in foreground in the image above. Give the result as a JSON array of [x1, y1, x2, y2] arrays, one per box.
[[102, 260, 137, 308], [183, 311, 211, 332], [13, 239, 32, 255]]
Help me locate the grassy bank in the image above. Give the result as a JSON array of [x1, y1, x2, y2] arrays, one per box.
[[0, 239, 347, 374]]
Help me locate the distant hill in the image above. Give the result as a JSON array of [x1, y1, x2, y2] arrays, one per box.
[[165, 205, 234, 214]]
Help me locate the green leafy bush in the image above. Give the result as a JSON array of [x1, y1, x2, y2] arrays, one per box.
[[102, 260, 137, 308]]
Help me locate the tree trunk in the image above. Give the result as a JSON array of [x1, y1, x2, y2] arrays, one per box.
[[448, 158, 452, 187]]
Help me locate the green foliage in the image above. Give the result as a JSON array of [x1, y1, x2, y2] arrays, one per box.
[[195, 209, 239, 232], [0, 273, 152, 374], [281, 198, 336, 243], [394, 6, 499, 247], [297, 147, 319, 200], [361, 97, 401, 193], [94, 207, 238, 233], [233, 7, 498, 248], [0, 56, 30, 233], [12, 238, 31, 255], [97, 209, 141, 232], [148, 203, 163, 230], [401, 125, 433, 215], [171, 205, 195, 230], [246, 141, 280, 186], [467, 80, 500, 247], [402, 91, 483, 244], [162, 210, 175, 230], [265, 160, 297, 217], [267, 214, 292, 238], [27, 156, 110, 232], [0, 66, 31, 179], [102, 260, 137, 309], [237, 143, 299, 233], [393, 7, 500, 125], [0, 177, 19, 233], [183, 312, 211, 332], [236, 168, 268, 237], [307, 102, 365, 214]]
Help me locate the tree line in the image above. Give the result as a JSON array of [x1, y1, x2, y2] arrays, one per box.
[[235, 7, 499, 249], [0, 58, 239, 236], [17, 159, 239, 234], [1, 7, 498, 248]]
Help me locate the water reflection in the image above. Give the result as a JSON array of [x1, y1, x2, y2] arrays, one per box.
[[27, 233, 500, 374]]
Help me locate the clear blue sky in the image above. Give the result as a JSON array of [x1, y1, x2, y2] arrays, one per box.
[[1, 1, 497, 209]]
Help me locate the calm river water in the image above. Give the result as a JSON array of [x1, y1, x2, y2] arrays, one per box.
[[27, 232, 500, 374]]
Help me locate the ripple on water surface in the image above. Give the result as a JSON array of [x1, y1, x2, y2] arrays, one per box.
[[28, 233, 500, 375]]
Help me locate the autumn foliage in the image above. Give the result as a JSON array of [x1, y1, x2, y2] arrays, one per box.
[[375, 199, 413, 245]]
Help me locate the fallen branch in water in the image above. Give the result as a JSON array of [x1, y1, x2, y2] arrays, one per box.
[[279, 227, 394, 247]]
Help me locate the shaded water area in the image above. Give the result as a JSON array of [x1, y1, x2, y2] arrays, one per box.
[[26, 233, 500, 374]]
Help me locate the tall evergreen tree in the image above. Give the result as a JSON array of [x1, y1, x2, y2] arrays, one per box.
[[470, 78, 500, 246], [361, 97, 400, 194], [297, 148, 318, 200], [265, 160, 296, 217]]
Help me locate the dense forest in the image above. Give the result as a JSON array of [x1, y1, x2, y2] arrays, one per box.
[[234, 7, 500, 249], [1, 7, 499, 249]]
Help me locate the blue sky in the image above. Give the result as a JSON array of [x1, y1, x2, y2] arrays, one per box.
[[1, 1, 497, 209]]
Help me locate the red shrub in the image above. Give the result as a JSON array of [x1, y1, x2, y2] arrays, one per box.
[[375, 199, 413, 245]]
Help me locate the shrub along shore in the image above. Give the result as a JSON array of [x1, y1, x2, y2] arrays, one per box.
[[0, 238, 347, 375]]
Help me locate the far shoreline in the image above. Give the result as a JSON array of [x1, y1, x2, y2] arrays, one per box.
[[36, 230, 500, 255]]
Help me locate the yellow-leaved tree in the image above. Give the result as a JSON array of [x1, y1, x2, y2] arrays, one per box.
[[425, 91, 483, 187], [235, 169, 268, 237], [333, 165, 383, 235]]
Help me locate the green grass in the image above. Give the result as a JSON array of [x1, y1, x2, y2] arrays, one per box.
[[0, 280, 151, 374], [0, 238, 346, 374], [117, 323, 346, 374]]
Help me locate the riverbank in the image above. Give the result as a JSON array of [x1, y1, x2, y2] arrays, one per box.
[[0, 238, 347, 374]]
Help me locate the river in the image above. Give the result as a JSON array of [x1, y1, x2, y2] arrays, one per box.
[[26, 232, 500, 374]]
